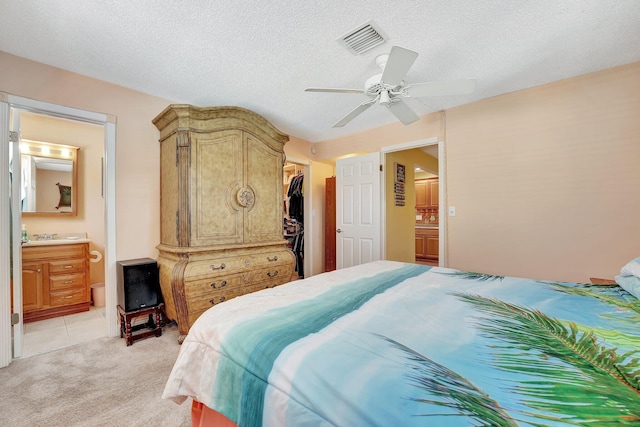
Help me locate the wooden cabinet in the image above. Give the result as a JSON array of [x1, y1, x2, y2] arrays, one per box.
[[154, 105, 295, 342], [415, 178, 439, 208], [415, 228, 439, 262], [22, 261, 43, 312], [415, 180, 428, 208], [22, 242, 90, 322], [429, 179, 439, 207], [415, 236, 427, 259]]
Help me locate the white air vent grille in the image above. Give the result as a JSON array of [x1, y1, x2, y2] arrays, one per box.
[[338, 20, 387, 55]]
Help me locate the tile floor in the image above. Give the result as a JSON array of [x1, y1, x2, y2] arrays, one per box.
[[21, 306, 108, 358]]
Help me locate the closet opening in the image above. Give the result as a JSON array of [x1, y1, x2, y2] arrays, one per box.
[[283, 162, 304, 280]]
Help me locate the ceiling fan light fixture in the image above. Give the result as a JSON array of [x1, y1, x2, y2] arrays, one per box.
[[305, 45, 477, 128], [379, 90, 391, 106]]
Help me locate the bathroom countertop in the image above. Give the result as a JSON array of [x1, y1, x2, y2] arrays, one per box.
[[416, 224, 439, 229], [22, 232, 90, 247], [22, 238, 91, 247]]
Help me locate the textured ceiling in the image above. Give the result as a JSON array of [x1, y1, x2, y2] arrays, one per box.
[[1, 1, 639, 143]]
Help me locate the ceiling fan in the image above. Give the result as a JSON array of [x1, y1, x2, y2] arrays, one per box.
[[305, 46, 476, 128]]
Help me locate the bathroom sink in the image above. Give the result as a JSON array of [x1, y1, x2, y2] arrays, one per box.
[[23, 232, 90, 246]]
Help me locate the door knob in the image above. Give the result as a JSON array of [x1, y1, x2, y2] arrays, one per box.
[[336, 229, 342, 233]]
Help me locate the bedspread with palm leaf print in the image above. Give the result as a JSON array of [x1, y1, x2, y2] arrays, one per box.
[[164, 260, 640, 426]]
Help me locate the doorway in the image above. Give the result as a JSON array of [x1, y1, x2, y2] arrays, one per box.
[[0, 93, 116, 367], [381, 137, 445, 267], [283, 158, 311, 279], [18, 111, 107, 356]]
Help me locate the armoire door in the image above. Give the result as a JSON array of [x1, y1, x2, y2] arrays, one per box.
[[191, 130, 244, 246], [244, 133, 284, 243]]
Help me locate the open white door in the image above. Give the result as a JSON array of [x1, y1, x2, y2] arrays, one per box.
[[10, 109, 24, 359], [335, 152, 382, 269]]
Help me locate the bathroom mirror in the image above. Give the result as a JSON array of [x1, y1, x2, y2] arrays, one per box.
[[20, 139, 79, 216]]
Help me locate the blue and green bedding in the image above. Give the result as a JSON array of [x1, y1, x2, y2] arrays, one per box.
[[164, 260, 640, 426]]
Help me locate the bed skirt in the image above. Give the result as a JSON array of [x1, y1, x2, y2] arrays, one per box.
[[191, 400, 236, 427]]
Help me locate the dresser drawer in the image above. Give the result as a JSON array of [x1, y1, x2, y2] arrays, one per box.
[[243, 264, 294, 294], [49, 258, 86, 275], [49, 273, 86, 291], [242, 265, 292, 286], [184, 273, 245, 298], [185, 257, 245, 280], [186, 286, 244, 313], [50, 288, 86, 306], [184, 248, 293, 281]]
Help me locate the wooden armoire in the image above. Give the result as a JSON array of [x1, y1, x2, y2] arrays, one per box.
[[153, 105, 295, 342]]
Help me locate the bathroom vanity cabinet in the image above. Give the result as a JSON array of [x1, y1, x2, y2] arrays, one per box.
[[22, 242, 91, 322]]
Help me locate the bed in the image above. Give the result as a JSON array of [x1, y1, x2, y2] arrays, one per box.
[[163, 260, 640, 426]]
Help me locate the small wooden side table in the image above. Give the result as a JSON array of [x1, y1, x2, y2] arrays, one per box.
[[117, 303, 164, 346]]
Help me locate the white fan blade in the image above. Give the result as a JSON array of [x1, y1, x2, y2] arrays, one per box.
[[387, 99, 419, 125], [381, 46, 419, 86], [333, 99, 376, 128], [406, 79, 476, 98], [305, 87, 364, 94]]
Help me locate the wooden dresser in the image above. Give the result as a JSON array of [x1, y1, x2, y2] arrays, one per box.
[[22, 242, 91, 322], [153, 105, 295, 342]]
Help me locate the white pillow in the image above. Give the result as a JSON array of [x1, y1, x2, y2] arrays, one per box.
[[615, 256, 640, 300], [615, 275, 640, 300], [620, 256, 640, 277]]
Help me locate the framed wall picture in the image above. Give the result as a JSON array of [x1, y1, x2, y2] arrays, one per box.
[[56, 182, 72, 210], [394, 162, 406, 206], [394, 162, 405, 184]]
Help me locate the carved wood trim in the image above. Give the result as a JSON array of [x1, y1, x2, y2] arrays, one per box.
[[152, 105, 289, 148], [171, 256, 190, 339], [176, 130, 191, 247]]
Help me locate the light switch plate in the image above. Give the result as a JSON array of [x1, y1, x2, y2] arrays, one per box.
[[448, 206, 456, 216]]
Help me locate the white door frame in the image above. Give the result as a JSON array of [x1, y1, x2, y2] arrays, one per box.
[[381, 136, 446, 267], [0, 92, 117, 367]]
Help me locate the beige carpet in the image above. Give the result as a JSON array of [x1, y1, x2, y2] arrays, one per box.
[[0, 323, 191, 427]]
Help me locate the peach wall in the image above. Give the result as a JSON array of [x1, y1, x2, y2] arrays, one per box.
[[285, 136, 314, 160], [1, 51, 170, 262], [313, 113, 443, 162], [445, 62, 640, 282]]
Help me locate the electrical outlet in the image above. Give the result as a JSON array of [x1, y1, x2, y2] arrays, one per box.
[[448, 206, 456, 217]]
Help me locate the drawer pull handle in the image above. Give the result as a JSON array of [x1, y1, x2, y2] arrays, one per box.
[[63, 265, 73, 269], [210, 263, 226, 271], [211, 280, 227, 289], [267, 256, 278, 262], [267, 270, 279, 278], [63, 280, 74, 284], [63, 295, 74, 299], [209, 296, 226, 305]]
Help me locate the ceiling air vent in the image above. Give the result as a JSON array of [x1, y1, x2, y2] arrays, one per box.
[[338, 20, 388, 55]]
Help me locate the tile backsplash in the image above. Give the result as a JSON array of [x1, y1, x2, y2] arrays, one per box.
[[416, 207, 439, 225]]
